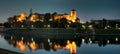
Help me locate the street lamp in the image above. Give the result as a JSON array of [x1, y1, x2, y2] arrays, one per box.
[[116, 24, 118, 29], [21, 25, 24, 28], [88, 25, 93, 29], [31, 25, 34, 28], [82, 25, 85, 29]]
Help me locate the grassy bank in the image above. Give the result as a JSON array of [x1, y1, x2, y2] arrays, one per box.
[[4, 28, 78, 39], [4, 28, 120, 36]]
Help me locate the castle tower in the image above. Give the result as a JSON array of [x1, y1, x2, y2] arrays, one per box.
[[70, 9, 76, 22]]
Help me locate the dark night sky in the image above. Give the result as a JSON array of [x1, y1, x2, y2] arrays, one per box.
[[0, 0, 120, 23]]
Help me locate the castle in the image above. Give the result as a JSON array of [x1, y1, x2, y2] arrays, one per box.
[[16, 9, 77, 23]]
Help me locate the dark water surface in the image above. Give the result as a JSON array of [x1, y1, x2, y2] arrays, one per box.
[[0, 33, 120, 54]]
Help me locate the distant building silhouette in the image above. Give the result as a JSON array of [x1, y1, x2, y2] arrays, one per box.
[[91, 19, 120, 29]]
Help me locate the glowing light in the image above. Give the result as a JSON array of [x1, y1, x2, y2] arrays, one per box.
[[21, 37, 24, 40], [49, 42, 52, 46], [47, 25, 51, 28], [54, 9, 77, 22], [21, 25, 24, 28], [82, 38, 85, 43], [67, 25, 70, 27], [89, 40, 92, 44], [64, 41, 76, 54], [11, 36, 13, 40], [115, 37, 118, 41], [70, 9, 76, 22], [17, 12, 26, 22], [70, 42, 76, 54], [49, 18, 53, 21], [118, 28, 120, 30], [82, 25, 85, 29], [54, 44, 61, 51], [30, 14, 38, 22], [89, 38, 91, 41], [107, 40, 109, 43], [29, 41, 37, 50], [48, 38, 50, 42], [89, 38, 92, 44], [65, 40, 71, 49], [89, 25, 93, 29], [31, 38, 34, 41], [31, 25, 34, 28], [18, 18, 22, 21], [54, 44, 58, 50], [21, 12, 26, 18], [16, 41, 26, 51], [67, 40, 70, 44]]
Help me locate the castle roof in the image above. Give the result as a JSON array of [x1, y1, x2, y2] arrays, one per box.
[[72, 9, 76, 11]]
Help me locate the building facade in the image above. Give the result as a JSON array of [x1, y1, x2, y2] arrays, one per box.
[[8, 9, 77, 23], [91, 19, 120, 29]]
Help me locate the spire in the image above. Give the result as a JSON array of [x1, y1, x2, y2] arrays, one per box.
[[30, 8, 33, 14]]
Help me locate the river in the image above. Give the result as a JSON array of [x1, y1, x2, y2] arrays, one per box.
[[0, 33, 120, 54]]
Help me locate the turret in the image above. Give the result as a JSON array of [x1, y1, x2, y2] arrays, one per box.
[[70, 9, 76, 22], [30, 8, 33, 14]]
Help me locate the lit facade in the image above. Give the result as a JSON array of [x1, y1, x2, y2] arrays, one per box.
[[16, 9, 77, 22], [70, 9, 76, 22], [91, 19, 120, 29], [17, 12, 26, 22], [54, 9, 77, 22], [30, 14, 38, 22]]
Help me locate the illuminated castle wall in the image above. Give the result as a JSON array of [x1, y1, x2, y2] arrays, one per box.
[[17, 12, 26, 22], [16, 9, 77, 22], [54, 9, 77, 22], [30, 14, 38, 22], [54, 14, 69, 20]]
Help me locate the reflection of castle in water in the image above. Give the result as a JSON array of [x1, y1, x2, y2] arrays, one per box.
[[4, 35, 79, 54], [3, 35, 120, 54]]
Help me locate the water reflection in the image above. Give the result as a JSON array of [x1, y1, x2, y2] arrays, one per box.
[[65, 40, 76, 54], [2, 34, 120, 54], [16, 40, 26, 51], [115, 37, 118, 41], [3, 34, 79, 54]]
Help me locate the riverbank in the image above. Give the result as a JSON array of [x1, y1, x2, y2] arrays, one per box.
[[3, 28, 78, 39], [78, 29, 120, 34], [3, 28, 120, 37], [0, 48, 22, 54]]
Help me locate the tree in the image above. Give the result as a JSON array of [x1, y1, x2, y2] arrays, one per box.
[[59, 18, 68, 28], [8, 17, 14, 24], [75, 17, 80, 23], [44, 13, 51, 22], [13, 15, 17, 22], [102, 18, 107, 29], [52, 12, 57, 21], [3, 22, 11, 28], [34, 21, 43, 28]]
